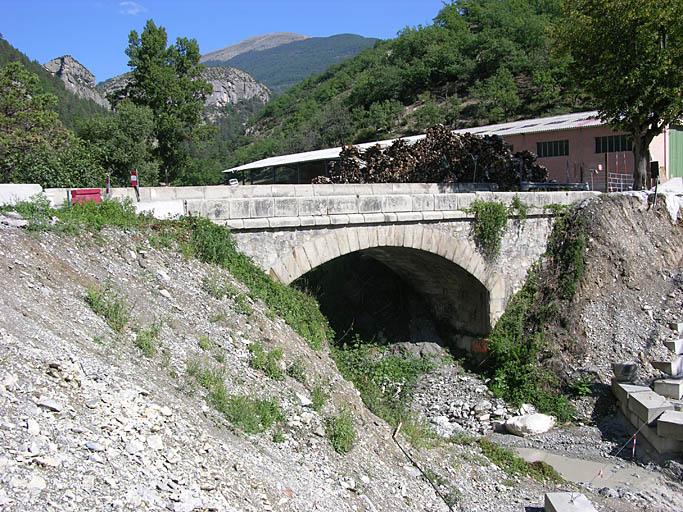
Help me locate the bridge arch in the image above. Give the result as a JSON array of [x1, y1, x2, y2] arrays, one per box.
[[267, 224, 506, 334]]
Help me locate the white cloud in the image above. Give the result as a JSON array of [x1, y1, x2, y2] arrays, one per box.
[[119, 1, 148, 15]]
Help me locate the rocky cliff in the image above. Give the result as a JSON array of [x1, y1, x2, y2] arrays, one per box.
[[200, 32, 308, 64], [43, 55, 109, 108]]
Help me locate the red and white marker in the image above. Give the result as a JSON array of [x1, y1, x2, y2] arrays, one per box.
[[130, 170, 138, 187]]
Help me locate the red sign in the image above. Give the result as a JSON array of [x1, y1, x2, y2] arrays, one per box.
[[130, 170, 138, 187]]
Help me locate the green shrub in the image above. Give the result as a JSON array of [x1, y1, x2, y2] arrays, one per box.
[[202, 273, 236, 299], [198, 334, 213, 351], [135, 321, 161, 356], [86, 284, 129, 334], [248, 342, 284, 380], [311, 383, 329, 412], [468, 200, 508, 259], [234, 293, 253, 315], [223, 395, 285, 434], [325, 408, 356, 454]]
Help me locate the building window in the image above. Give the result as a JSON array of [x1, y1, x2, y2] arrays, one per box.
[[537, 140, 569, 158], [595, 134, 631, 153]]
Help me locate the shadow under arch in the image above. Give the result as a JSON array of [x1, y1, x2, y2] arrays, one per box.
[[268, 224, 506, 335]]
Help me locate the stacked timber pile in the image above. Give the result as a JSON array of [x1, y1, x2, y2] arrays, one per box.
[[314, 125, 548, 190]]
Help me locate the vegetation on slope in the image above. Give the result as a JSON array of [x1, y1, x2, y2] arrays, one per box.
[[226, 0, 585, 168]]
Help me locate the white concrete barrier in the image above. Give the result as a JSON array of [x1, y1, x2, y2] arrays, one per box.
[[134, 200, 185, 220], [0, 184, 43, 205]]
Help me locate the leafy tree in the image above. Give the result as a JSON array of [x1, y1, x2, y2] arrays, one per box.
[[0, 61, 104, 187], [556, 0, 683, 190], [77, 99, 159, 186], [112, 20, 212, 183]]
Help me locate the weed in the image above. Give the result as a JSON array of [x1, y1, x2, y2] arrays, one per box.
[[311, 383, 329, 412], [202, 273, 236, 299], [468, 200, 508, 260], [223, 395, 285, 434], [198, 334, 213, 351], [86, 284, 129, 334], [213, 352, 225, 363], [331, 339, 435, 442], [134, 319, 161, 357], [286, 357, 307, 383], [234, 293, 253, 316], [568, 374, 593, 397], [509, 195, 528, 220], [248, 342, 284, 380], [424, 469, 461, 507], [325, 408, 355, 454], [272, 428, 285, 443]]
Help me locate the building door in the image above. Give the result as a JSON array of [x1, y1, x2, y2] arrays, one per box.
[[670, 126, 683, 178]]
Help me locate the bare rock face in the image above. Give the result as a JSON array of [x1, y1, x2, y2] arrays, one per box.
[[201, 66, 270, 108], [200, 32, 308, 64], [43, 55, 109, 108], [96, 66, 269, 114]]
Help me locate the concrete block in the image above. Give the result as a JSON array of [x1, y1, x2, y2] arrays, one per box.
[[434, 194, 459, 211], [148, 187, 178, 201], [314, 216, 331, 226], [293, 247, 312, 275], [393, 224, 405, 247], [411, 194, 434, 211], [652, 355, 683, 377], [367, 226, 379, 248], [422, 211, 444, 221], [363, 213, 385, 224], [229, 199, 250, 219], [383, 212, 398, 222], [251, 198, 274, 218], [299, 197, 327, 216], [611, 380, 650, 405], [300, 215, 316, 226], [669, 322, 683, 334], [370, 183, 394, 195], [335, 229, 351, 256], [205, 200, 230, 220], [185, 199, 206, 218], [224, 219, 244, 230], [327, 196, 358, 215], [382, 194, 412, 212], [346, 228, 360, 253], [242, 218, 270, 229], [204, 185, 234, 199], [169, 187, 206, 200], [271, 185, 296, 197], [628, 411, 683, 454], [274, 198, 298, 217], [330, 215, 350, 225], [656, 410, 683, 441], [663, 338, 683, 355], [654, 379, 683, 400], [268, 217, 300, 228], [376, 225, 388, 247], [294, 185, 314, 197], [628, 390, 672, 424], [357, 227, 370, 250], [358, 196, 382, 213], [456, 193, 476, 210], [395, 212, 422, 222], [134, 200, 184, 220], [0, 184, 43, 205], [544, 492, 597, 512], [345, 214, 364, 224]]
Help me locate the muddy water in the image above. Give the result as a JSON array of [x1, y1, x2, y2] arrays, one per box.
[[515, 447, 662, 493]]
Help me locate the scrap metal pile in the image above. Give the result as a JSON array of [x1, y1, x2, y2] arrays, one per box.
[[313, 124, 548, 190]]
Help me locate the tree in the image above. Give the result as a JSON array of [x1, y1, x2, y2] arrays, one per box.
[[112, 20, 212, 183], [557, 0, 683, 190], [78, 99, 159, 186], [0, 61, 105, 187]]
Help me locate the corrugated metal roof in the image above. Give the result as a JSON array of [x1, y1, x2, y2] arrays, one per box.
[[223, 111, 602, 173]]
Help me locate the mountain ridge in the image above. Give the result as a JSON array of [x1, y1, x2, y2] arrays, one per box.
[[200, 32, 309, 64]]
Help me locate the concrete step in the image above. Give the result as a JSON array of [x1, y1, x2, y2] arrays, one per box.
[[611, 379, 650, 405], [652, 355, 683, 377], [656, 410, 683, 441], [628, 411, 683, 455], [628, 389, 672, 424], [663, 338, 683, 355], [545, 492, 597, 512], [654, 379, 683, 400]]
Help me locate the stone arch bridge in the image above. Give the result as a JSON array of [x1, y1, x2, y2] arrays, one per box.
[[48, 183, 596, 342]]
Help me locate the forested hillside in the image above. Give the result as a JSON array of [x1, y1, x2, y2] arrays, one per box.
[[0, 36, 106, 130], [224, 0, 589, 169], [212, 34, 379, 94]]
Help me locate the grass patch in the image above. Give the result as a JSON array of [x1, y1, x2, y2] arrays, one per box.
[[331, 338, 436, 444], [325, 408, 356, 454], [202, 273, 236, 299], [234, 293, 253, 316], [248, 342, 284, 380], [311, 383, 329, 412], [135, 320, 161, 356], [477, 439, 562, 483], [86, 284, 130, 334], [198, 334, 213, 351], [223, 395, 285, 434]]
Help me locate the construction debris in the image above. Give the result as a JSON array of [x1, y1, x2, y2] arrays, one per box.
[[313, 125, 548, 190]]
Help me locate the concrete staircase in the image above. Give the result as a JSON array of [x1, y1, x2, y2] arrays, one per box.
[[611, 326, 683, 457]]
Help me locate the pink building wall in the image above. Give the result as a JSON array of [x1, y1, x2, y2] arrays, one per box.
[[502, 127, 669, 192]]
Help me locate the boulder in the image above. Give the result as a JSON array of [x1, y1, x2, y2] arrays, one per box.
[[505, 413, 555, 437]]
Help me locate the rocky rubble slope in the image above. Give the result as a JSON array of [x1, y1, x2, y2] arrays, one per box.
[[0, 196, 681, 511]]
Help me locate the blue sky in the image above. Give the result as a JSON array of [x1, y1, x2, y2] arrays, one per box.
[[2, 0, 448, 83]]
